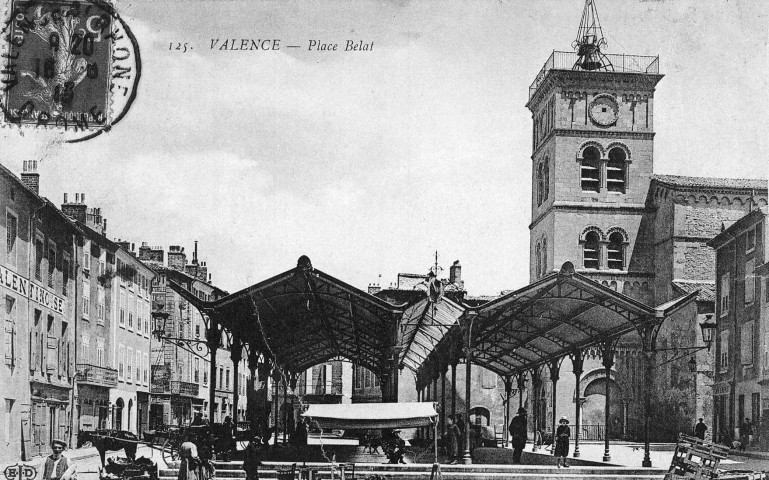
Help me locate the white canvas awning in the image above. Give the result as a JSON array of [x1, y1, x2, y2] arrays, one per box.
[[301, 402, 438, 430]]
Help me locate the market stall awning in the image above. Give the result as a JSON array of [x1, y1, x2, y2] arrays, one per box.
[[301, 402, 438, 429]]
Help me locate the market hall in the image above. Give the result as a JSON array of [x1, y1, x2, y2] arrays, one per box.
[[169, 255, 698, 466]]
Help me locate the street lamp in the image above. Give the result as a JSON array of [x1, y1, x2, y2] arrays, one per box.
[[152, 303, 211, 358], [699, 315, 717, 351], [655, 315, 717, 367]]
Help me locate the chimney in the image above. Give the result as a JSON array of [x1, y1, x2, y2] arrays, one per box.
[[21, 160, 40, 195], [208, 273, 212, 284], [61, 192, 87, 223], [449, 260, 463, 288], [193, 241, 198, 265], [167, 246, 187, 271]]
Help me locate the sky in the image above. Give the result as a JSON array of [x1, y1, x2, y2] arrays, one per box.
[[1, 0, 767, 296]]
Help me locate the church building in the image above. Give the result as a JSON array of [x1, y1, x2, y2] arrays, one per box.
[[526, 0, 767, 441]]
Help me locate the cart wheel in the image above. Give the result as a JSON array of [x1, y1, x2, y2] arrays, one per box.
[[162, 439, 179, 466]]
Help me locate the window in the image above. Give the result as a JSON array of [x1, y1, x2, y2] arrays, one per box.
[[82, 281, 90, 320], [542, 237, 547, 276], [537, 163, 544, 206], [480, 368, 496, 389], [119, 290, 125, 327], [83, 241, 91, 271], [135, 350, 141, 382], [607, 147, 627, 193], [226, 369, 230, 390], [80, 334, 90, 363], [126, 347, 133, 382], [128, 295, 134, 330], [219, 367, 224, 389], [203, 369, 208, 386], [5, 296, 15, 367], [745, 259, 756, 304], [194, 358, 200, 383], [97, 287, 105, 324], [720, 273, 730, 316], [719, 331, 729, 372], [746, 228, 756, 253], [143, 353, 149, 385], [34, 239, 43, 281], [543, 160, 549, 201], [62, 258, 69, 296], [5, 399, 14, 443], [607, 232, 625, 270], [741, 321, 754, 366], [96, 340, 104, 367], [580, 146, 601, 192], [6, 212, 17, 267], [583, 231, 600, 269], [47, 247, 56, 288], [535, 242, 541, 278], [118, 344, 125, 379]]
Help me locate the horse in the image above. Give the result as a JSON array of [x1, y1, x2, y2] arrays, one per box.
[[78, 429, 139, 467]]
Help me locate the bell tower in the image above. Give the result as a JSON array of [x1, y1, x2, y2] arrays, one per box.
[[527, 0, 663, 299]]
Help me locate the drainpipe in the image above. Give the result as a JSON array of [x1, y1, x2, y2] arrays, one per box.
[[69, 231, 79, 449]]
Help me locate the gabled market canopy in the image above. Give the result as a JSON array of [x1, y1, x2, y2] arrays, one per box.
[[171, 256, 405, 375], [301, 402, 438, 429], [415, 262, 697, 384]]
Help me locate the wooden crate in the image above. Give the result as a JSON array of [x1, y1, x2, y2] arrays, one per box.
[[664, 434, 730, 480]]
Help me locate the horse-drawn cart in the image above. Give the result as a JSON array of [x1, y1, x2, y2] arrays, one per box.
[[144, 423, 251, 465]]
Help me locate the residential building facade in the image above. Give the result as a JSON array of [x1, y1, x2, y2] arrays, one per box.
[[710, 207, 768, 444], [1, 161, 79, 462]]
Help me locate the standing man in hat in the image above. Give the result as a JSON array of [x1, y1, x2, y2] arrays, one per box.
[[43, 440, 76, 480], [509, 408, 528, 464]]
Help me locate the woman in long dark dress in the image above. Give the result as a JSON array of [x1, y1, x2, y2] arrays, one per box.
[[446, 416, 460, 464], [554, 416, 571, 468]]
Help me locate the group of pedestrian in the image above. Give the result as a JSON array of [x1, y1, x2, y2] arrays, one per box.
[[509, 407, 571, 467]]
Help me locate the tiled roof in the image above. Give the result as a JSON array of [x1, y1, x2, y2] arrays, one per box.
[[652, 174, 767, 191], [671, 280, 715, 303]]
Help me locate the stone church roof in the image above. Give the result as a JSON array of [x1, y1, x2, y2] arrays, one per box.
[[671, 280, 716, 303], [652, 174, 767, 191]]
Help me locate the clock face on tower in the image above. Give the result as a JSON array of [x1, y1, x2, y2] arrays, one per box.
[[589, 94, 619, 126]]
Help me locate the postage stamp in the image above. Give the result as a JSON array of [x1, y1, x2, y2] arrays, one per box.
[[1, 0, 140, 142]]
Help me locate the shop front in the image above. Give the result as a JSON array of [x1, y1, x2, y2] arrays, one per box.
[[29, 382, 72, 458]]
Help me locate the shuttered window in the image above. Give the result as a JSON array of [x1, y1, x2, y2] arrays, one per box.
[[5, 296, 15, 366], [6, 212, 17, 267]]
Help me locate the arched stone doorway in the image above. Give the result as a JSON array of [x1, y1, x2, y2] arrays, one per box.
[[469, 406, 490, 426], [128, 399, 134, 433], [581, 372, 623, 440], [115, 398, 124, 431]]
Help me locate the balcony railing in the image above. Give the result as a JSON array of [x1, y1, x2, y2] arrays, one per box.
[[151, 379, 199, 397], [529, 51, 660, 99], [76, 363, 118, 388]]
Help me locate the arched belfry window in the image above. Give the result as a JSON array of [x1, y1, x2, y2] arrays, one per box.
[[580, 146, 601, 192], [583, 231, 600, 269], [537, 163, 544, 206], [607, 230, 627, 270], [543, 159, 550, 202], [607, 147, 627, 193]]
